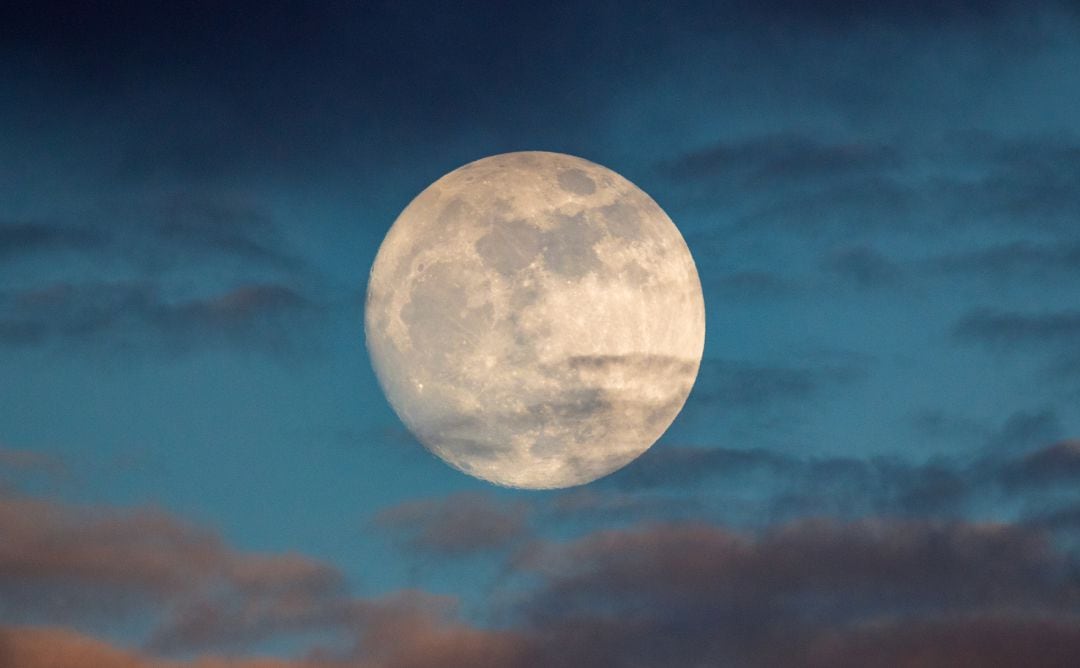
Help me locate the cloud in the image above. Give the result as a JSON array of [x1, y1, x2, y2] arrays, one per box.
[[985, 409, 1064, 454], [0, 625, 316, 668], [372, 493, 529, 556], [347, 591, 532, 668], [800, 615, 1080, 668], [547, 488, 704, 525], [735, 177, 918, 235], [0, 195, 303, 273], [922, 133, 1080, 236], [0, 194, 322, 357], [999, 440, 1080, 489], [512, 518, 1076, 667], [0, 281, 320, 353], [0, 495, 347, 652], [935, 133, 1080, 233], [690, 357, 867, 411], [0, 445, 66, 491], [661, 134, 902, 190], [600, 443, 976, 522], [822, 246, 903, 288], [1052, 354, 1080, 382], [605, 445, 794, 491], [125, 194, 302, 271], [662, 129, 1080, 251], [655, 132, 917, 237], [657, 135, 915, 239], [0, 476, 538, 664], [909, 408, 990, 444], [952, 308, 1080, 348], [145, 556, 349, 654], [1026, 503, 1080, 532], [596, 406, 1074, 520], [0, 221, 106, 259], [523, 519, 1067, 613], [711, 271, 798, 300], [930, 241, 1080, 282], [6, 467, 1080, 667]]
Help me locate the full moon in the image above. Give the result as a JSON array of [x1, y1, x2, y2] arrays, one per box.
[[365, 152, 705, 489]]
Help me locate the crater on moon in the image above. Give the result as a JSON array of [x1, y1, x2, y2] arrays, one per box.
[[474, 219, 543, 276], [365, 151, 705, 489], [557, 168, 597, 195]]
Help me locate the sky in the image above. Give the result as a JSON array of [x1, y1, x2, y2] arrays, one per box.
[[3, 1, 1080, 665]]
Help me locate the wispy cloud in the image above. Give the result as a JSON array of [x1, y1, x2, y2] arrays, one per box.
[[511, 517, 1078, 667], [0, 495, 345, 650], [0, 625, 316, 668], [662, 130, 1080, 250], [0, 221, 106, 259], [691, 357, 868, 411], [953, 308, 1080, 348], [0, 445, 67, 494], [588, 406, 1076, 527], [0, 194, 304, 273], [952, 309, 1080, 382], [822, 245, 904, 288], [0, 473, 534, 666], [1000, 440, 1080, 489], [0, 281, 321, 354], [930, 241, 1080, 282], [372, 492, 529, 556], [661, 134, 902, 190]]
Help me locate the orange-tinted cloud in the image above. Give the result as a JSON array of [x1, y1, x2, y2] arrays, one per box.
[[0, 496, 345, 652], [0, 625, 319, 668], [5, 475, 1080, 667], [0, 446, 67, 494]]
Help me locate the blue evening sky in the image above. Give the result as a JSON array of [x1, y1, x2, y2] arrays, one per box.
[[3, 2, 1080, 666]]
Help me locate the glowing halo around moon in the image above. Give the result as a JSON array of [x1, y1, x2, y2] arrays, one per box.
[[365, 151, 705, 489]]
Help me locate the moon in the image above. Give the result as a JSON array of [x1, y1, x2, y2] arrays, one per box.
[[365, 152, 705, 489]]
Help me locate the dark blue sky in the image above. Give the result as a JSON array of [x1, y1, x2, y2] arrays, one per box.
[[3, 2, 1080, 665]]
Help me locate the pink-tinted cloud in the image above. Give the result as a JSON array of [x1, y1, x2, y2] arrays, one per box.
[[5, 479, 1080, 667], [0, 496, 345, 651], [0, 446, 67, 493], [0, 625, 320, 668], [349, 591, 532, 668], [802, 615, 1080, 668], [0, 490, 531, 663], [372, 492, 528, 556], [0, 447, 65, 477]]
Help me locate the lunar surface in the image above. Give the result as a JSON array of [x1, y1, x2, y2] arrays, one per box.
[[365, 152, 705, 488]]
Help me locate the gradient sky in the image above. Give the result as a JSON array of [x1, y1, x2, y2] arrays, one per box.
[[3, 1, 1080, 666]]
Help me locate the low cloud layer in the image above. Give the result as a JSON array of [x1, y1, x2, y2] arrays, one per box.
[[5, 443, 1080, 667], [512, 518, 1079, 666], [0, 495, 345, 651]]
